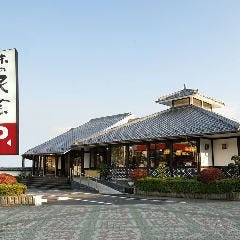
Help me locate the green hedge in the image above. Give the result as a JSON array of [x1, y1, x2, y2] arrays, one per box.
[[0, 183, 27, 196], [135, 177, 240, 194]]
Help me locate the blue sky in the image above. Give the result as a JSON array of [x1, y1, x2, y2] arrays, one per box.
[[0, 0, 240, 167]]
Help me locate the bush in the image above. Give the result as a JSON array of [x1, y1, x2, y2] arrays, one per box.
[[135, 177, 240, 194], [198, 167, 224, 184], [0, 183, 27, 196], [223, 155, 240, 177], [130, 168, 148, 181], [97, 164, 109, 180], [0, 173, 18, 184]]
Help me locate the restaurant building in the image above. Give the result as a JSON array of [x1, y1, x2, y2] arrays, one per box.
[[23, 87, 240, 179]]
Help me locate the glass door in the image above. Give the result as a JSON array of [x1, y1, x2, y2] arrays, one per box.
[[46, 156, 56, 175]]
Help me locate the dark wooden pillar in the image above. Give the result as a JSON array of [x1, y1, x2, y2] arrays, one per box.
[[22, 156, 25, 168], [33, 156, 38, 175], [38, 156, 41, 175], [169, 140, 174, 177], [94, 149, 97, 168], [146, 143, 151, 174], [80, 148, 85, 175], [211, 139, 215, 166], [61, 155, 65, 176], [69, 151, 74, 179], [196, 139, 201, 173], [125, 144, 130, 177], [55, 155, 58, 177], [237, 137, 240, 156], [106, 145, 112, 167], [40, 156, 44, 176], [154, 143, 158, 168], [32, 156, 35, 176], [43, 156, 47, 176]]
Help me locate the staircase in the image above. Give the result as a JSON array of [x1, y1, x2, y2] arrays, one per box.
[[19, 176, 72, 190]]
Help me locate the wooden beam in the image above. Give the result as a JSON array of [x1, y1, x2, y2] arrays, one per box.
[[22, 156, 25, 168], [125, 144, 130, 177], [169, 140, 174, 177], [211, 139, 215, 166], [146, 143, 151, 174], [237, 137, 240, 156]]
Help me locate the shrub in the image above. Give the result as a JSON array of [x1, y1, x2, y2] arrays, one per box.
[[135, 177, 240, 194], [130, 168, 148, 181], [0, 183, 27, 196], [0, 173, 18, 184], [198, 167, 224, 184], [227, 155, 240, 177]]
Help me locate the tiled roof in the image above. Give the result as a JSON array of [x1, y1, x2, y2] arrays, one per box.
[[23, 113, 132, 155], [75, 105, 240, 146], [155, 87, 224, 106], [156, 88, 197, 103]]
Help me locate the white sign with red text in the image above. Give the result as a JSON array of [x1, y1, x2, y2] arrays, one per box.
[[0, 48, 18, 155]]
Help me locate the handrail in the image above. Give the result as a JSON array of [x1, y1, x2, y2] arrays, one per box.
[[74, 171, 99, 190]]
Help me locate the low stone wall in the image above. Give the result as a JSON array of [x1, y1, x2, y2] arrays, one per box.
[[0, 195, 35, 206], [0, 167, 32, 177], [135, 189, 240, 201]]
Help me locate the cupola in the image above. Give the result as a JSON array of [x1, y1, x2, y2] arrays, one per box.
[[155, 85, 225, 111]]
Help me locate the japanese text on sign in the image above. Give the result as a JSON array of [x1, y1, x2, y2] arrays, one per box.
[[0, 49, 18, 155]]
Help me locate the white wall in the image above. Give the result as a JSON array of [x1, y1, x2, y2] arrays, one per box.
[[84, 153, 90, 168], [200, 138, 212, 166], [213, 138, 238, 166]]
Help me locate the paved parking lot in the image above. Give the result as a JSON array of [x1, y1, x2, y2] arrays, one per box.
[[0, 189, 240, 240]]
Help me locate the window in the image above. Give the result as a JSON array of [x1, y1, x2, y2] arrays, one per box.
[[203, 101, 212, 111], [193, 98, 202, 107], [172, 97, 190, 107], [222, 144, 227, 150]]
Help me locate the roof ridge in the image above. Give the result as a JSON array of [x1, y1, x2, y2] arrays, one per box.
[[74, 109, 172, 145], [89, 112, 132, 122], [23, 112, 132, 155], [156, 87, 197, 102], [197, 92, 225, 105], [75, 105, 240, 146]]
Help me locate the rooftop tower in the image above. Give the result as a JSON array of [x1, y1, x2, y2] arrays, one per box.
[[155, 85, 225, 111]]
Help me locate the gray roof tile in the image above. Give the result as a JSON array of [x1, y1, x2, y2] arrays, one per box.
[[156, 87, 224, 106], [156, 88, 197, 103], [76, 105, 240, 145], [23, 113, 132, 155]]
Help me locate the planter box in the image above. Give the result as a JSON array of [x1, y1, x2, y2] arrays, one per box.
[[0, 195, 35, 206], [135, 189, 240, 201]]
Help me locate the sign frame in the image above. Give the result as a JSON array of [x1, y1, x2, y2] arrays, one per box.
[[0, 48, 19, 155]]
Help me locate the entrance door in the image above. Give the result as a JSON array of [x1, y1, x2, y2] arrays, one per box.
[[46, 156, 56, 175], [73, 157, 81, 176]]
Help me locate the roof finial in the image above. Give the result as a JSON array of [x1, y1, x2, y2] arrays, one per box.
[[184, 84, 186, 89]]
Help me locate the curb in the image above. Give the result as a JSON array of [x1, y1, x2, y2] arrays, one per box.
[[134, 189, 240, 201]]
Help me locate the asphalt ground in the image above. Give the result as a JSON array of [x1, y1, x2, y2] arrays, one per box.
[[0, 188, 240, 240]]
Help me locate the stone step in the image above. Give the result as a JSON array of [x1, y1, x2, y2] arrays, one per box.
[[19, 176, 71, 190]]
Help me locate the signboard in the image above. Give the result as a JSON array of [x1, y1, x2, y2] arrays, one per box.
[[0, 49, 18, 155]]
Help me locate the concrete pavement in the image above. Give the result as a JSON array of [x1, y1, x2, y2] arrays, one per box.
[[0, 188, 240, 240]]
